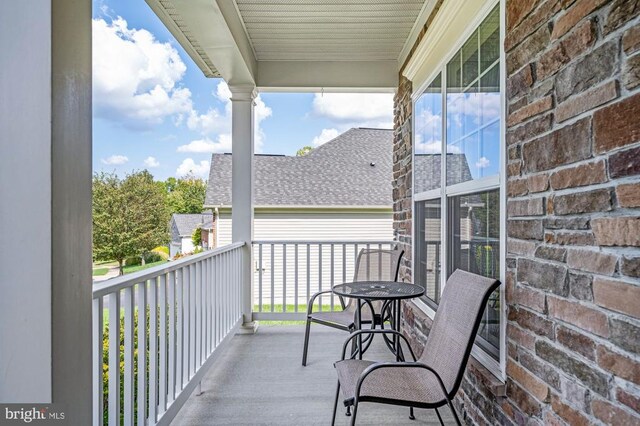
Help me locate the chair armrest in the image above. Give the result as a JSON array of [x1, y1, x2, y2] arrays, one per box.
[[341, 329, 417, 361], [306, 290, 335, 315], [354, 361, 449, 405]]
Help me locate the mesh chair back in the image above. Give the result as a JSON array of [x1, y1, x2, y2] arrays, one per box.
[[343, 248, 404, 314], [418, 269, 500, 397]]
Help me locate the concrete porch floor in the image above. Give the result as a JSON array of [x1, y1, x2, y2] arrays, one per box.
[[172, 325, 454, 425]]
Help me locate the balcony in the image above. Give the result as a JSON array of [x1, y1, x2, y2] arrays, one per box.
[[92, 240, 422, 425]]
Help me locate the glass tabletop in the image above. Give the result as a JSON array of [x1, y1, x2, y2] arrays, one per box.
[[332, 281, 425, 300]]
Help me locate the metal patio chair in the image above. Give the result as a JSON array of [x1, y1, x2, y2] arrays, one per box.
[[301, 247, 404, 366], [332, 269, 501, 425]]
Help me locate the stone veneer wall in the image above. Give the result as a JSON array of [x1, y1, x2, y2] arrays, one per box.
[[394, 1, 640, 424]]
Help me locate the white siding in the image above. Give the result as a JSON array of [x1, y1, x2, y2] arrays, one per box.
[[181, 237, 195, 254], [216, 210, 394, 309], [217, 210, 393, 246]]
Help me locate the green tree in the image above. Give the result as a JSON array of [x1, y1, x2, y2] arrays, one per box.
[[93, 171, 169, 275], [296, 146, 313, 156], [165, 174, 207, 214]]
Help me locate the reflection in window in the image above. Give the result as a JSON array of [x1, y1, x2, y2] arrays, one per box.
[[415, 74, 442, 193], [446, 5, 500, 185], [412, 4, 502, 362], [448, 189, 500, 357], [415, 199, 441, 305]]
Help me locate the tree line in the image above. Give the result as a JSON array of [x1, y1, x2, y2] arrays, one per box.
[[92, 170, 207, 274]]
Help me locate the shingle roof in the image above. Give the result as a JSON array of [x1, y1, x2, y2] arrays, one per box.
[[171, 213, 213, 237], [204, 128, 394, 207], [414, 154, 474, 193]]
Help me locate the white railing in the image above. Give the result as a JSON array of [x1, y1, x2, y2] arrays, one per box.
[[252, 240, 396, 320], [92, 242, 245, 426]]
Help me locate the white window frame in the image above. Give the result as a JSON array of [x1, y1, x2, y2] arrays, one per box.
[[410, 0, 506, 379]]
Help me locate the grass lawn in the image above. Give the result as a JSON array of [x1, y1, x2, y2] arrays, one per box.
[[255, 303, 342, 325], [255, 303, 342, 313], [92, 267, 109, 276], [122, 260, 168, 274]]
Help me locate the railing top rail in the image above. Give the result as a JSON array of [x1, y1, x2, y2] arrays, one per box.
[[92, 241, 245, 299], [252, 240, 396, 245]]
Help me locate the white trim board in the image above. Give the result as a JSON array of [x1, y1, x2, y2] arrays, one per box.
[[404, 0, 499, 96]]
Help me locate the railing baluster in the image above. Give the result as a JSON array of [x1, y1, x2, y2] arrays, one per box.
[[294, 244, 299, 313], [318, 244, 323, 310], [182, 266, 189, 387], [159, 274, 167, 415], [123, 287, 135, 426], [330, 244, 335, 311], [378, 243, 383, 280], [306, 244, 311, 308], [214, 256, 219, 347], [176, 269, 183, 392], [202, 259, 207, 361], [207, 258, 212, 355], [92, 297, 104, 426], [342, 244, 347, 284], [149, 278, 158, 424], [191, 264, 197, 376], [136, 283, 147, 426], [107, 291, 120, 426], [282, 244, 287, 313], [195, 261, 201, 369], [222, 253, 227, 333], [366, 243, 370, 280], [258, 244, 263, 312], [168, 271, 176, 404], [270, 244, 275, 313]]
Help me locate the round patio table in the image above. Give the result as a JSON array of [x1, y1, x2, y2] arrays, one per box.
[[332, 281, 425, 360]]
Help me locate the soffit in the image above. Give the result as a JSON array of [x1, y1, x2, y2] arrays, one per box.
[[234, 0, 426, 61]]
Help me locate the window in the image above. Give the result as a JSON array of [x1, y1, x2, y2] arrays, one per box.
[[413, 4, 503, 363], [415, 198, 441, 305]]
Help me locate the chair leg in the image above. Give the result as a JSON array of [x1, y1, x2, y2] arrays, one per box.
[[350, 403, 358, 426], [434, 408, 444, 426], [409, 406, 415, 420], [331, 382, 340, 426], [446, 398, 462, 426], [302, 318, 311, 366]]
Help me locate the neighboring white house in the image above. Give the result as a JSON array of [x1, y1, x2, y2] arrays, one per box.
[[169, 212, 214, 258], [205, 128, 395, 246]]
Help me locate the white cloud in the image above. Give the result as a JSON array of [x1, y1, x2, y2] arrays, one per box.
[[101, 155, 129, 165], [312, 128, 340, 147], [447, 93, 501, 126], [176, 158, 210, 179], [144, 156, 160, 168], [476, 157, 490, 169], [311, 93, 393, 129], [186, 81, 272, 153], [187, 108, 229, 136], [415, 135, 462, 155], [92, 17, 192, 127], [177, 135, 232, 153]]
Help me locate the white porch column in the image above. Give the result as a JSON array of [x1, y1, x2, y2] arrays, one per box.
[[229, 85, 258, 332], [0, 0, 92, 421]]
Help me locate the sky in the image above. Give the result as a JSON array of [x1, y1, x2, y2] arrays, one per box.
[[92, 0, 394, 180]]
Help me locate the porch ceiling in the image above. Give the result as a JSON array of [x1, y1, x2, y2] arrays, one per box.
[[235, 0, 424, 62], [146, 0, 438, 90]]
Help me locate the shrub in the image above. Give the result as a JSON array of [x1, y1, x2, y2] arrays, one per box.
[[152, 245, 169, 255], [125, 256, 141, 266], [191, 227, 202, 248], [143, 251, 163, 263]]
